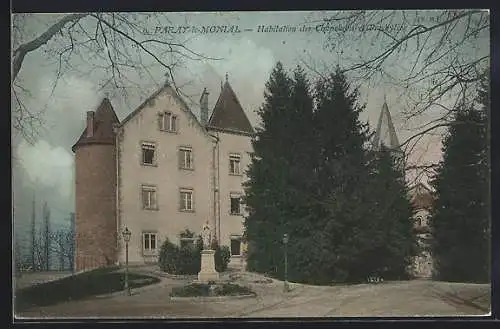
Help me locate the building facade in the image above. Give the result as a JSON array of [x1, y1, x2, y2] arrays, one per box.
[[72, 77, 253, 270]]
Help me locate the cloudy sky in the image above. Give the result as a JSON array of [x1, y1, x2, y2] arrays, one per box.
[[12, 10, 489, 248]]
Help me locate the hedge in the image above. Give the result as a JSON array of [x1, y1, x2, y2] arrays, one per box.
[[159, 233, 231, 275]]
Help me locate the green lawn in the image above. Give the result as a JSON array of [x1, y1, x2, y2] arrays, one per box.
[[15, 266, 160, 311]]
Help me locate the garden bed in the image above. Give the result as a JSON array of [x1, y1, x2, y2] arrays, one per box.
[[169, 282, 256, 299]]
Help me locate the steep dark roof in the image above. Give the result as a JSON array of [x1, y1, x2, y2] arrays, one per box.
[[373, 101, 401, 151], [71, 98, 120, 152], [207, 78, 254, 135]]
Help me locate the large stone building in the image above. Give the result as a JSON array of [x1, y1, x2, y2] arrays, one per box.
[[373, 99, 434, 279], [72, 76, 254, 270]]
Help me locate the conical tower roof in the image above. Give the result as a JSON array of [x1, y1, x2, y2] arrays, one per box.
[[207, 74, 254, 135], [71, 98, 120, 152], [373, 100, 401, 151]]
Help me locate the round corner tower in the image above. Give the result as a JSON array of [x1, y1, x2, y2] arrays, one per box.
[[72, 98, 120, 271]]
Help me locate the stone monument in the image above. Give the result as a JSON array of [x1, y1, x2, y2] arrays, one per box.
[[197, 222, 219, 282]]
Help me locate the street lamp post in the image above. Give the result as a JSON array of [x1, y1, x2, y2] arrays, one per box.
[[283, 233, 289, 292], [122, 227, 132, 296]]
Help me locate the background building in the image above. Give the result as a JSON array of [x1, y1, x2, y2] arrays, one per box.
[[409, 182, 434, 278]]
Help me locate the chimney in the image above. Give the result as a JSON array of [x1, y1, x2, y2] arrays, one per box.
[[200, 88, 209, 125], [86, 111, 95, 137]]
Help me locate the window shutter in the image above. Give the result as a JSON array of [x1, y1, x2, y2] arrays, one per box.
[[178, 149, 183, 169], [158, 113, 163, 131], [151, 190, 157, 209], [179, 192, 184, 210], [172, 116, 177, 132], [142, 233, 147, 251], [151, 234, 156, 250], [141, 189, 147, 208]]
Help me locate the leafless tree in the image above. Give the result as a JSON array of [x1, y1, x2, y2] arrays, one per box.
[[12, 13, 218, 143], [301, 10, 489, 182], [49, 229, 75, 271], [42, 202, 51, 271], [30, 192, 36, 270], [32, 229, 48, 271], [29, 218, 75, 272]]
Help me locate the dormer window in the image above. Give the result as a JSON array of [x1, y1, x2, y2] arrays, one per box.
[[159, 111, 178, 133]]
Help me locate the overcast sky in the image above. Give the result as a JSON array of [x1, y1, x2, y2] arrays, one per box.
[[12, 11, 489, 247]]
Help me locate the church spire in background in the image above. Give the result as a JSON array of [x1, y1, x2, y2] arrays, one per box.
[[374, 97, 400, 151], [373, 97, 405, 173]]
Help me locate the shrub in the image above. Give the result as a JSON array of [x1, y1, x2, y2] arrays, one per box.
[[177, 244, 201, 275], [211, 239, 231, 272], [159, 234, 232, 275], [215, 245, 231, 272], [158, 238, 180, 273]]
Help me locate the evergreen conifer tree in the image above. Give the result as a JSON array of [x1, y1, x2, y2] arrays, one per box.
[[430, 77, 490, 283], [365, 146, 417, 280], [244, 62, 293, 276], [312, 68, 374, 283]]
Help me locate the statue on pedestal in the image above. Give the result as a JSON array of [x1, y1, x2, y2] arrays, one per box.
[[201, 222, 211, 250], [198, 221, 219, 283]]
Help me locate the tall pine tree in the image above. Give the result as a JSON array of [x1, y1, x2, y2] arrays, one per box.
[[365, 146, 417, 280], [312, 68, 374, 283], [430, 77, 490, 283], [245, 64, 419, 284], [244, 63, 316, 279]]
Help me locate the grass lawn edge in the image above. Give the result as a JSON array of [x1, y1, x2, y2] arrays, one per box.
[[14, 267, 160, 311]]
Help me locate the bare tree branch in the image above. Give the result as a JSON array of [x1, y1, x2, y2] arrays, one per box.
[[12, 13, 88, 81], [303, 9, 489, 179], [12, 13, 221, 144]]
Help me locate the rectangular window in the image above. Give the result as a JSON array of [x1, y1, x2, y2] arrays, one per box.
[[179, 188, 194, 211], [230, 194, 242, 215], [143, 233, 157, 251], [142, 185, 157, 210], [230, 237, 241, 256], [141, 142, 156, 165], [229, 154, 241, 175], [160, 111, 178, 132], [179, 147, 193, 170]]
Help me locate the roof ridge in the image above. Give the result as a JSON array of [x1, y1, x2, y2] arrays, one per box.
[[118, 83, 212, 140]]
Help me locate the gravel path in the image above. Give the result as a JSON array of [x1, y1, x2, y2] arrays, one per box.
[[15, 268, 490, 319]]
